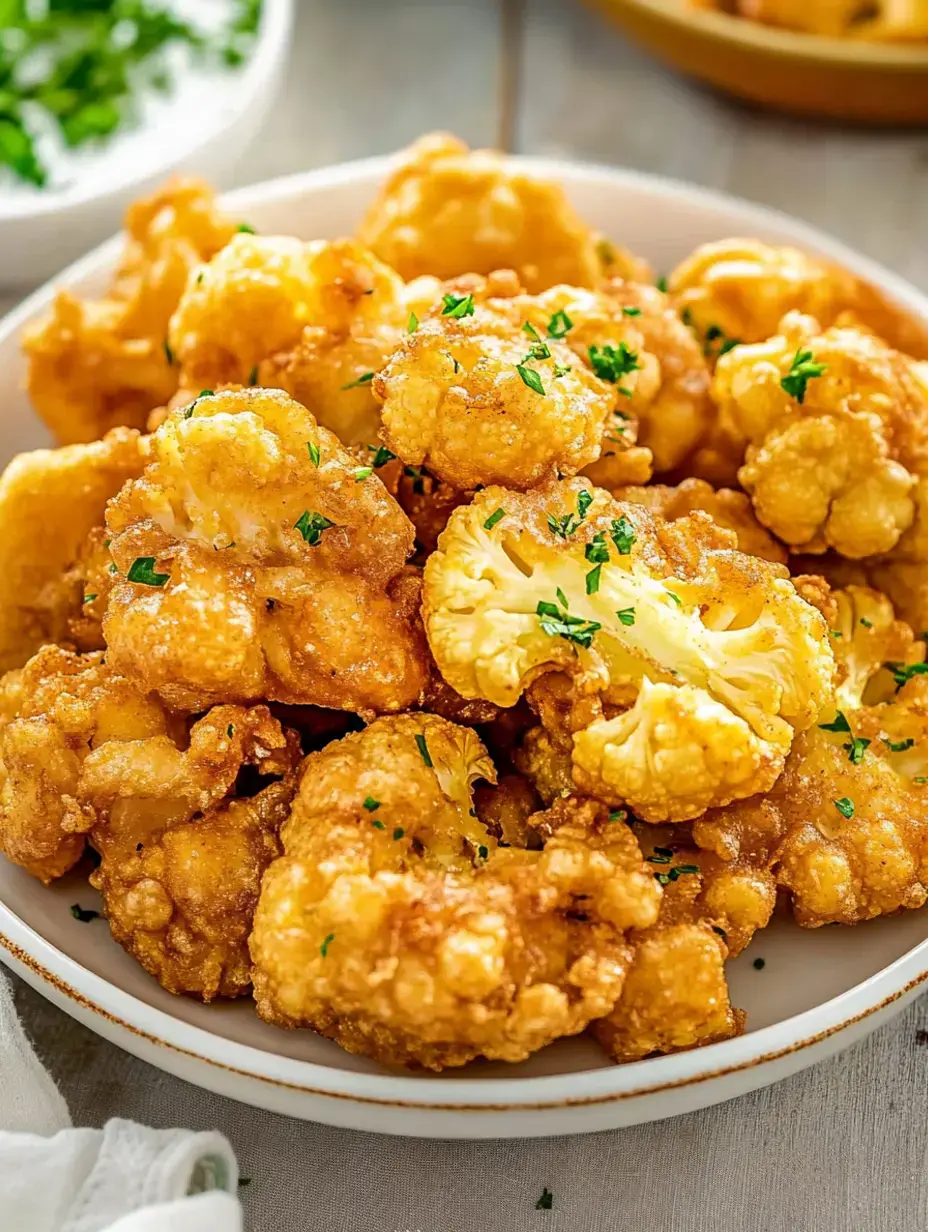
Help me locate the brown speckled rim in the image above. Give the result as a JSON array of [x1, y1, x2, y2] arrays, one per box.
[[3, 924, 928, 1113], [4, 157, 928, 1119]]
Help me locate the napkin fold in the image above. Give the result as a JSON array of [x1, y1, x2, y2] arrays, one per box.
[[0, 971, 243, 1232]]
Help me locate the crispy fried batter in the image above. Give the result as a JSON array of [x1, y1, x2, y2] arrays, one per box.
[[424, 479, 834, 821], [250, 719, 661, 1068], [712, 313, 928, 557], [168, 233, 438, 446], [0, 429, 147, 672], [357, 132, 623, 293], [102, 388, 428, 712], [24, 179, 235, 444]]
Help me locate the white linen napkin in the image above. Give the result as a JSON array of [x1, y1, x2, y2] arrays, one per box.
[[0, 972, 242, 1232]]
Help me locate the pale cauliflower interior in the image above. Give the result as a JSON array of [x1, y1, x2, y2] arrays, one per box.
[[424, 480, 834, 820]]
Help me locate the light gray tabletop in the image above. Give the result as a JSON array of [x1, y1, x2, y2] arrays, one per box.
[[5, 2, 928, 1229]]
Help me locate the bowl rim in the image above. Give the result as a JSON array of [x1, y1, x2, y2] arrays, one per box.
[[3, 149, 928, 1112], [0, 0, 295, 223], [600, 0, 928, 67]]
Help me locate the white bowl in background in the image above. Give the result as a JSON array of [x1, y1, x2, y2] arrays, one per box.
[[0, 0, 293, 289], [1, 155, 927, 1138]]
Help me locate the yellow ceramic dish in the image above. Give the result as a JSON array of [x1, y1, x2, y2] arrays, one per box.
[[592, 0, 928, 124]]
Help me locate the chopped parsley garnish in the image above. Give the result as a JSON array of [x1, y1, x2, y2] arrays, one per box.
[[666, 590, 682, 607], [184, 388, 214, 418], [483, 508, 506, 531], [819, 710, 851, 733], [407, 311, 418, 334], [916, 777, 928, 785], [547, 310, 573, 339], [656, 277, 668, 293], [320, 933, 335, 958], [588, 341, 640, 386], [369, 445, 396, 467], [517, 363, 545, 395], [609, 808, 627, 823], [703, 324, 740, 359], [83, 594, 97, 604], [127, 557, 169, 587], [585, 534, 610, 565], [535, 1190, 553, 1211], [294, 511, 335, 546], [753, 958, 766, 971], [371, 819, 386, 830], [363, 797, 380, 812], [830, 630, 842, 640], [843, 736, 871, 765], [622, 306, 642, 317], [883, 737, 915, 753], [548, 513, 579, 539], [441, 292, 475, 318], [655, 863, 700, 885], [523, 321, 551, 359], [237, 223, 256, 234], [834, 797, 855, 819], [885, 661, 928, 691], [248, 365, 259, 386], [226, 724, 235, 738], [353, 466, 374, 482], [70, 903, 100, 923], [477, 845, 489, 860], [781, 348, 827, 404], [341, 372, 375, 390], [616, 607, 636, 626], [415, 733, 433, 767], [647, 853, 671, 865], [393, 826, 405, 841], [553, 363, 571, 378], [577, 490, 593, 519], [556, 587, 569, 609], [610, 516, 636, 556], [860, 618, 873, 628], [163, 339, 174, 366], [586, 565, 601, 595], [307, 441, 320, 467], [537, 598, 601, 649]]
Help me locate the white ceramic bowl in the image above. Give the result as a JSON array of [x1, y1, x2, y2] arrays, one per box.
[[0, 0, 294, 289], [2, 155, 928, 1139]]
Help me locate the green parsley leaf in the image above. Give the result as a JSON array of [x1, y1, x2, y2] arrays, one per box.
[[666, 590, 682, 607], [371, 819, 386, 830], [843, 736, 871, 765], [483, 508, 506, 531], [781, 347, 827, 404], [656, 277, 668, 293], [70, 903, 100, 923], [320, 933, 335, 957], [654, 872, 671, 885], [585, 534, 610, 565], [477, 844, 489, 860], [647, 853, 672, 865], [608, 808, 628, 823], [819, 710, 851, 733], [407, 311, 418, 334], [535, 1189, 553, 1211], [588, 341, 640, 385], [83, 594, 97, 604], [307, 441, 320, 467], [622, 306, 642, 317], [586, 565, 602, 595], [669, 864, 700, 880], [703, 324, 741, 359], [860, 618, 873, 628], [886, 661, 928, 691], [547, 310, 573, 339], [353, 466, 374, 482], [916, 777, 928, 785], [556, 588, 569, 609], [342, 372, 375, 390], [616, 606, 636, 626], [834, 797, 855, 819], [415, 733, 433, 767], [537, 598, 601, 649], [883, 737, 915, 753], [517, 363, 545, 395], [294, 511, 335, 546], [553, 363, 571, 377], [127, 557, 170, 587], [363, 797, 380, 812], [393, 826, 405, 841], [441, 292, 475, 318], [237, 223, 256, 234], [577, 490, 593, 520], [163, 339, 174, 366], [610, 516, 636, 555], [369, 445, 396, 467]]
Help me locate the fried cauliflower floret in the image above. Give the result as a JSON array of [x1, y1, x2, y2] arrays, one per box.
[[0, 429, 147, 672], [669, 238, 928, 361], [24, 179, 235, 444], [168, 233, 438, 446], [102, 388, 427, 712], [374, 299, 618, 490], [0, 647, 174, 882], [251, 727, 661, 1069], [423, 479, 834, 821], [695, 583, 928, 925], [616, 478, 787, 564], [357, 132, 622, 294], [87, 706, 300, 1001], [712, 313, 928, 558]]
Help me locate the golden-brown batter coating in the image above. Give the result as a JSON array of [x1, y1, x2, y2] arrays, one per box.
[[250, 718, 661, 1068], [102, 388, 428, 712], [0, 429, 147, 672], [24, 179, 235, 444]]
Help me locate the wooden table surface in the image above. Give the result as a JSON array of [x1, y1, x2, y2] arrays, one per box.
[[6, 3, 928, 1230]]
